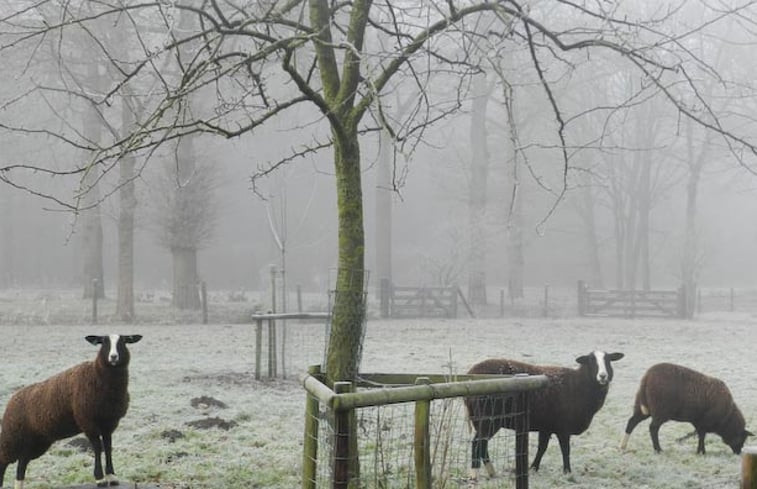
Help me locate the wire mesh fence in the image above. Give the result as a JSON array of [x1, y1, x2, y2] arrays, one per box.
[[302, 371, 545, 489]]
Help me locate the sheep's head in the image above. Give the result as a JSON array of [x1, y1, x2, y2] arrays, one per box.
[[576, 351, 624, 386], [724, 429, 753, 454], [86, 334, 143, 367]]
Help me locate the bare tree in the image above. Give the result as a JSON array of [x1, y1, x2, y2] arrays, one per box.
[[3, 0, 757, 384]]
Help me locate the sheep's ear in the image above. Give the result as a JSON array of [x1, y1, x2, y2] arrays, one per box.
[[123, 335, 142, 344], [608, 352, 624, 362], [746, 430, 754, 437], [85, 335, 104, 345], [575, 355, 590, 365]]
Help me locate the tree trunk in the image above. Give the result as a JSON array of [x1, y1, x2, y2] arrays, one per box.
[[579, 171, 603, 288], [325, 128, 365, 383], [172, 246, 200, 309], [81, 60, 105, 300], [116, 144, 137, 320], [0, 190, 14, 288], [374, 127, 392, 292], [503, 83, 524, 299], [468, 74, 490, 305]]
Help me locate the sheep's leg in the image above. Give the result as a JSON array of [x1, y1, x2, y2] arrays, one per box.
[[621, 411, 650, 450], [556, 433, 571, 474], [86, 433, 107, 486], [15, 458, 29, 489], [696, 429, 707, 455], [470, 435, 496, 480], [0, 461, 6, 487], [530, 431, 550, 472], [103, 432, 119, 485], [649, 418, 664, 452]]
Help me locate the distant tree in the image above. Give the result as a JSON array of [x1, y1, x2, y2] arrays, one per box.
[[151, 136, 218, 310], [467, 73, 493, 305], [4, 0, 757, 394]]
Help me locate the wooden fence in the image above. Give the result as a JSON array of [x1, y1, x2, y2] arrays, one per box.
[[252, 312, 331, 380], [379, 279, 473, 319], [577, 280, 692, 319], [302, 365, 548, 489]]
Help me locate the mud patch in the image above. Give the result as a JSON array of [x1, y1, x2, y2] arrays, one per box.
[[186, 416, 237, 431], [190, 395, 228, 409], [161, 429, 185, 443]]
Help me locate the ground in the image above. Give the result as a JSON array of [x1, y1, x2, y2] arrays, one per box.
[[0, 313, 753, 488]]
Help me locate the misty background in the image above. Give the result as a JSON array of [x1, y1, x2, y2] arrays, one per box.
[[2, 1, 757, 308]]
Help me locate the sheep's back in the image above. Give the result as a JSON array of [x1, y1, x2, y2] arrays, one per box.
[[1, 363, 83, 444], [640, 363, 735, 424], [467, 359, 599, 434]]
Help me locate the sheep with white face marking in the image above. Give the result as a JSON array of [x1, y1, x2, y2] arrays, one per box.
[[620, 362, 752, 455], [0, 334, 142, 489], [465, 350, 624, 478]]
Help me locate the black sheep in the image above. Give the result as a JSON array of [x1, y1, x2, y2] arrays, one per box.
[[621, 362, 752, 454], [465, 350, 624, 478], [0, 334, 142, 489]]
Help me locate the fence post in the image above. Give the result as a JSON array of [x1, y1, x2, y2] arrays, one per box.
[[514, 389, 530, 489], [297, 285, 303, 313], [333, 381, 353, 489], [255, 318, 263, 380], [577, 280, 585, 316], [697, 288, 702, 315], [302, 365, 321, 489], [542, 284, 549, 318], [742, 446, 757, 488], [380, 279, 391, 318], [414, 377, 432, 489], [731, 287, 735, 312], [450, 286, 458, 318], [201, 281, 208, 324], [92, 278, 98, 324], [500, 289, 505, 318]]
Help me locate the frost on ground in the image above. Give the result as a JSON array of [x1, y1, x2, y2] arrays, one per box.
[[0, 314, 754, 488]]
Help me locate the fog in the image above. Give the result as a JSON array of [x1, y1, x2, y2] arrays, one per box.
[[2, 122, 757, 294], [2, 1, 757, 301]]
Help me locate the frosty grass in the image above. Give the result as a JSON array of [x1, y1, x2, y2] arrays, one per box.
[[0, 314, 753, 488]]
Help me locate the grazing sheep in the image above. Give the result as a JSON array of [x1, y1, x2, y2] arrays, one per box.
[[620, 362, 752, 454], [0, 334, 142, 489], [465, 350, 624, 478]]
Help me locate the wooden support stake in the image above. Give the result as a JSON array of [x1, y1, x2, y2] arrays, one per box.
[[333, 382, 353, 489], [742, 446, 757, 488], [201, 281, 208, 324], [302, 365, 321, 489], [514, 391, 529, 489], [414, 377, 432, 489], [92, 278, 99, 324], [255, 319, 262, 380], [268, 317, 276, 378], [576, 280, 585, 316]]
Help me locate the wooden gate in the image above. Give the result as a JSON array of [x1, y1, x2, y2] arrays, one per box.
[[577, 281, 691, 319]]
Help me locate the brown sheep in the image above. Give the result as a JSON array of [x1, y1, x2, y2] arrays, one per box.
[[620, 362, 752, 454], [0, 334, 142, 489], [465, 350, 624, 478]]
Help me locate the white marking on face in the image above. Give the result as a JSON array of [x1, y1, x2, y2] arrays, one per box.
[[108, 334, 121, 365], [594, 351, 609, 384]]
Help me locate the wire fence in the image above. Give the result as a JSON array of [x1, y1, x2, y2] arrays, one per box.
[[303, 371, 544, 489]]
